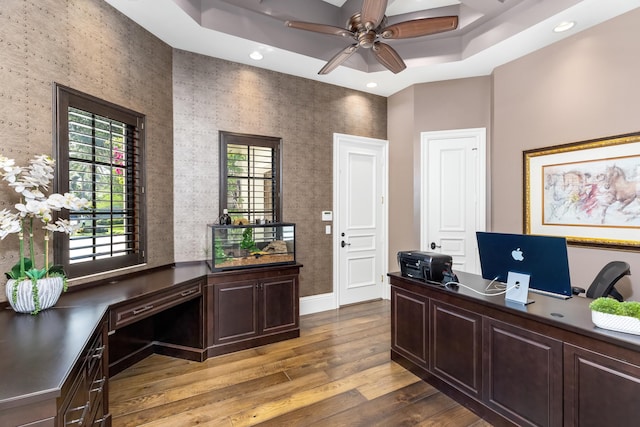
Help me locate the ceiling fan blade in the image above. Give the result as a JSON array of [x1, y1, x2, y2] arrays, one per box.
[[319, 44, 359, 75], [372, 42, 406, 74], [361, 0, 388, 30], [285, 21, 354, 38], [380, 16, 458, 39]]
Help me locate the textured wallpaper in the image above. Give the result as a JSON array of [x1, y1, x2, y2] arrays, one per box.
[[0, 0, 386, 301], [0, 0, 174, 300], [172, 51, 387, 296]]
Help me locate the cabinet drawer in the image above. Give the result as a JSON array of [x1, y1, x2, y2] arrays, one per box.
[[110, 282, 202, 331], [86, 328, 105, 380], [62, 368, 90, 426]]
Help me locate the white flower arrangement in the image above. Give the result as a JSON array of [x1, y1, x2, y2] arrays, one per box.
[[0, 154, 89, 313]]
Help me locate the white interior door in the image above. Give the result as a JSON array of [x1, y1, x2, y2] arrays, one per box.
[[420, 128, 486, 274], [334, 133, 388, 306]]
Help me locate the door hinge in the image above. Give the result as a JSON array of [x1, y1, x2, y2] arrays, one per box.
[[381, 196, 384, 204], [381, 274, 384, 283]]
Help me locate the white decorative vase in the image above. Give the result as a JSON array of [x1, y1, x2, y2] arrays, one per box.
[[591, 310, 640, 336], [5, 277, 64, 314]]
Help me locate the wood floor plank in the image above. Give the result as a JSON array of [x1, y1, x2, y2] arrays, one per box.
[[110, 348, 297, 403], [228, 363, 403, 426], [414, 403, 487, 427], [111, 372, 290, 427], [127, 371, 333, 427], [370, 391, 462, 426], [110, 300, 492, 427], [356, 360, 430, 400], [255, 389, 368, 427], [306, 381, 439, 427]]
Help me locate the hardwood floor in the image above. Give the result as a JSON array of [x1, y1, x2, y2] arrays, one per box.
[[109, 300, 492, 426]]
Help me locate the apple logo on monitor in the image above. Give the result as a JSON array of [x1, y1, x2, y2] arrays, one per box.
[[511, 248, 524, 261]]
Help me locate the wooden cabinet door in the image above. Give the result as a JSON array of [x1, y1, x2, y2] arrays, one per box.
[[213, 279, 259, 345], [564, 343, 640, 427], [430, 300, 482, 400], [483, 317, 562, 427], [260, 275, 299, 335], [391, 286, 429, 369]]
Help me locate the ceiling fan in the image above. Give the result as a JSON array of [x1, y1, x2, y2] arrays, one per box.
[[285, 0, 458, 75]]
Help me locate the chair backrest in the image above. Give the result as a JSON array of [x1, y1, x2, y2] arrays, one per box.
[[586, 261, 631, 301]]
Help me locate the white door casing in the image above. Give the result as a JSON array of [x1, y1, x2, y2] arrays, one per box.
[[334, 133, 388, 306], [420, 128, 486, 274]]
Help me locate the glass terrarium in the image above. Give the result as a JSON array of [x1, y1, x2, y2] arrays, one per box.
[[208, 223, 296, 271]]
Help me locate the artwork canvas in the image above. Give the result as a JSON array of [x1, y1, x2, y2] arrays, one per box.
[[543, 157, 640, 226], [524, 133, 640, 250]]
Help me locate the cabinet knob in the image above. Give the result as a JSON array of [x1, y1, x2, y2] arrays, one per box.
[[65, 400, 90, 426], [90, 376, 106, 393], [92, 345, 105, 360], [180, 288, 197, 297]]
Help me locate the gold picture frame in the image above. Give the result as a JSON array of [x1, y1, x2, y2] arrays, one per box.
[[524, 132, 640, 250]]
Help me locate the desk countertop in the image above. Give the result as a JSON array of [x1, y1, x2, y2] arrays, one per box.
[[0, 262, 209, 411]]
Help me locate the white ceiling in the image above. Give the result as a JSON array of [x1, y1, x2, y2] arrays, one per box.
[[105, 0, 640, 96]]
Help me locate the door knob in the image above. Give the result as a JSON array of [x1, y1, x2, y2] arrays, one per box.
[[430, 242, 441, 250], [341, 241, 351, 248]]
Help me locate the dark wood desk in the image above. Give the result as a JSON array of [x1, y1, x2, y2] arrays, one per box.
[[0, 262, 300, 426], [389, 271, 640, 427]]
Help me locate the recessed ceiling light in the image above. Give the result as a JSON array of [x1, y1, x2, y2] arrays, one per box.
[[366, 82, 378, 88], [553, 21, 575, 33], [249, 51, 263, 60]]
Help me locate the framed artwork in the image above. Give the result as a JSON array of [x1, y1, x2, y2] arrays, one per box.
[[524, 132, 640, 250]]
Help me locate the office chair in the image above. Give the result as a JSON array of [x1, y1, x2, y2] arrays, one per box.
[[571, 261, 630, 302]]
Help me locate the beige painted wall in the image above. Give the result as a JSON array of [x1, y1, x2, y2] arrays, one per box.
[[0, 0, 174, 302], [492, 8, 640, 298], [172, 50, 387, 297], [387, 77, 492, 272], [388, 8, 640, 298], [388, 87, 416, 272]]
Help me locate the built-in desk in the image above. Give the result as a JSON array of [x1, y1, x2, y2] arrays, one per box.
[[0, 262, 300, 426], [390, 271, 640, 427]]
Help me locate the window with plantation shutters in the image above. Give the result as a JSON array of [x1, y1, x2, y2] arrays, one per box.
[[220, 131, 282, 224], [54, 84, 146, 279]]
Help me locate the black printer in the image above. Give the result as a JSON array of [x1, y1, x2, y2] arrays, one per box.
[[397, 250, 457, 284]]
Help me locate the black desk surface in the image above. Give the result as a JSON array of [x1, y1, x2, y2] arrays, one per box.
[[389, 270, 640, 352], [0, 262, 208, 411]]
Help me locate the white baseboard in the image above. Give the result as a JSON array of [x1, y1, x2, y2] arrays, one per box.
[[299, 289, 391, 316], [300, 292, 337, 316]]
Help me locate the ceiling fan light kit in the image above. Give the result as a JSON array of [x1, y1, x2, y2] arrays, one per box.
[[285, 0, 458, 74]]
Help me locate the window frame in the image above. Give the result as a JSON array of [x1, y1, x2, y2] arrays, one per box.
[[219, 131, 282, 223], [53, 83, 147, 279]]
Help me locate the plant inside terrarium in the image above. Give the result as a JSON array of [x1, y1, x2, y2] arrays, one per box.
[[240, 227, 259, 254], [214, 237, 230, 263]]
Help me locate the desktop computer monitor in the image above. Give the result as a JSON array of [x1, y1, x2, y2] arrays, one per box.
[[476, 231, 572, 299]]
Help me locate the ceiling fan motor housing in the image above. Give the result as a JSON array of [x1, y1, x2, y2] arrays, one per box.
[[349, 13, 386, 49]]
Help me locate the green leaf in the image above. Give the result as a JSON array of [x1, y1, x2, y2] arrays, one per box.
[[25, 267, 47, 280], [5, 258, 33, 280], [620, 301, 640, 320], [47, 264, 67, 277], [589, 297, 640, 320]]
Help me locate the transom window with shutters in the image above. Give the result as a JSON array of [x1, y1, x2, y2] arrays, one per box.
[[54, 84, 146, 279], [219, 131, 282, 224]]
